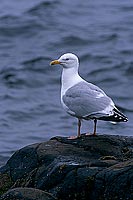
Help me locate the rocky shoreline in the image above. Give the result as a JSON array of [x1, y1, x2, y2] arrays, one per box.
[[0, 134, 132, 200]]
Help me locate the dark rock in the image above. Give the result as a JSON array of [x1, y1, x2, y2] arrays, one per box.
[[0, 172, 12, 196], [91, 160, 133, 200], [0, 188, 56, 200], [7, 143, 39, 182], [0, 134, 132, 200]]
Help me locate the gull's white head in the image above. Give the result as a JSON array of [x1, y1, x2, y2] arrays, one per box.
[[50, 53, 79, 69]]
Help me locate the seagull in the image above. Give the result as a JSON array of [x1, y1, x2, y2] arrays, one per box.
[[50, 53, 128, 138]]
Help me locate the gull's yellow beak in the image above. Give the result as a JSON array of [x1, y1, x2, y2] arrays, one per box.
[[50, 60, 61, 65]]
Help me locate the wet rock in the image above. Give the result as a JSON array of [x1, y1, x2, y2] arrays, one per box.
[[91, 160, 133, 200], [0, 134, 132, 200], [0, 188, 56, 200]]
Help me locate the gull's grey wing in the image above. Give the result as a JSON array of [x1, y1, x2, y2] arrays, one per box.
[[62, 81, 114, 118]]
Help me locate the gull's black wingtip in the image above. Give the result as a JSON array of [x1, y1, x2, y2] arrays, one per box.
[[99, 108, 128, 122]]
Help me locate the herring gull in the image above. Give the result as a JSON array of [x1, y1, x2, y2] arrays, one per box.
[[50, 53, 128, 138]]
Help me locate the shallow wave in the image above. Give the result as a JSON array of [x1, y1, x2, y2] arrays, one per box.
[[26, 0, 58, 14], [0, 17, 43, 38]]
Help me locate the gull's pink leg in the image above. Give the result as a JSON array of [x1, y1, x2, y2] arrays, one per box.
[[68, 118, 81, 139]]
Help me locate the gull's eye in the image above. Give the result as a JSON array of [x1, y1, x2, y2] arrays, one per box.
[[65, 58, 69, 61]]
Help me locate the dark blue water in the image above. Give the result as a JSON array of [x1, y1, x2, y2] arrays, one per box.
[[0, 0, 133, 166]]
